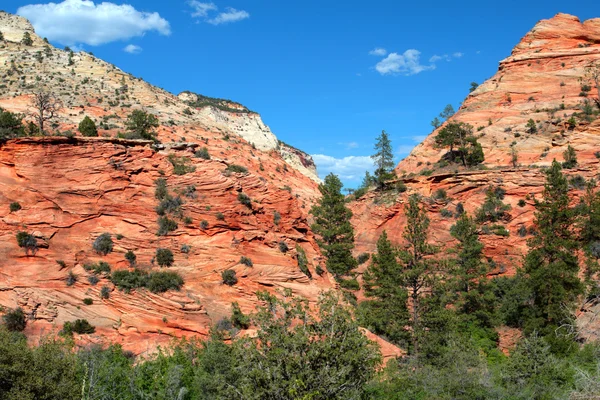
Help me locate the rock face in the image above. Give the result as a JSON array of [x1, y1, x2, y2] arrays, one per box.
[[0, 12, 329, 353], [349, 14, 600, 339]]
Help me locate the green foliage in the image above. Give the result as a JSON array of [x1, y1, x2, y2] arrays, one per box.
[[469, 82, 479, 92], [226, 164, 248, 173], [518, 199, 526, 207], [434, 122, 485, 167], [124, 250, 136, 266], [239, 256, 253, 267], [433, 188, 448, 201], [16, 231, 37, 255], [78, 116, 98, 137], [0, 107, 25, 140], [526, 119, 537, 134], [222, 269, 237, 286], [296, 244, 312, 278], [9, 201, 21, 212], [237, 192, 252, 207], [431, 116, 441, 129], [83, 297, 93, 305], [111, 269, 183, 293], [61, 319, 95, 336], [66, 271, 77, 286], [155, 248, 174, 267], [273, 210, 281, 225], [311, 174, 357, 276], [476, 186, 512, 223], [93, 233, 113, 255], [357, 252, 370, 265], [124, 110, 159, 141], [156, 194, 183, 216], [155, 177, 168, 200], [439, 104, 455, 119], [521, 161, 583, 339], [216, 211, 225, 221], [195, 147, 210, 160], [563, 145, 578, 169], [167, 154, 196, 175], [339, 278, 360, 290], [371, 130, 396, 189], [2, 308, 26, 332], [278, 241, 288, 253], [22, 31, 33, 45], [157, 216, 178, 235], [230, 302, 250, 329], [83, 261, 111, 274]]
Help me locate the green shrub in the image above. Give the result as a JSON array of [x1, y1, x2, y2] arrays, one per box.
[[155, 248, 174, 267], [125, 110, 159, 141], [155, 178, 168, 200], [78, 116, 98, 137], [240, 256, 253, 267], [83, 261, 111, 274], [440, 208, 453, 218], [296, 245, 312, 279], [231, 302, 250, 329], [278, 241, 289, 253], [83, 298, 93, 305], [93, 233, 113, 255], [273, 211, 281, 225], [181, 244, 191, 254], [156, 195, 183, 216], [9, 202, 21, 212], [339, 278, 360, 290], [216, 212, 225, 221], [222, 269, 238, 286], [433, 188, 448, 201], [518, 199, 526, 207], [476, 187, 511, 223], [157, 216, 178, 235], [357, 253, 370, 265], [226, 164, 248, 173], [200, 220, 209, 230], [569, 175, 586, 190], [111, 269, 183, 293], [395, 181, 407, 193], [490, 224, 510, 237], [16, 231, 37, 255], [2, 308, 26, 332], [100, 285, 110, 299], [562, 145, 578, 169], [237, 192, 252, 207], [22, 32, 33, 46], [146, 271, 184, 293], [66, 271, 77, 286], [518, 225, 527, 237], [195, 147, 210, 160], [124, 250, 136, 266], [168, 154, 196, 175], [60, 319, 95, 336], [526, 119, 537, 134]]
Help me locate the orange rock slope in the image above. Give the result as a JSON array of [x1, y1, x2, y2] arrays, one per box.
[[349, 13, 600, 341]]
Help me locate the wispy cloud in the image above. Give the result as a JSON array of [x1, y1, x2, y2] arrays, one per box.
[[396, 144, 416, 157], [188, 1, 249, 25], [17, 0, 170, 46], [369, 47, 387, 56], [429, 52, 463, 63], [123, 44, 142, 54], [375, 49, 435, 76], [338, 141, 359, 149]]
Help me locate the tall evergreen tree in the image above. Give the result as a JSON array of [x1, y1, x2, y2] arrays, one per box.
[[398, 194, 440, 356], [361, 231, 410, 346], [310, 173, 357, 276], [371, 130, 395, 190], [522, 160, 583, 336]]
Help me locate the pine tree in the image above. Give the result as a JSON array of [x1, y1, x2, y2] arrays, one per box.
[[22, 32, 33, 46], [562, 145, 577, 169], [398, 194, 440, 356], [371, 130, 395, 190], [361, 231, 410, 346], [439, 104, 455, 120], [310, 173, 357, 276], [78, 116, 98, 137], [434, 122, 484, 167], [522, 160, 583, 336]]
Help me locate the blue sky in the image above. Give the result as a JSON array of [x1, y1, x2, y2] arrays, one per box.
[[4, 0, 599, 187]]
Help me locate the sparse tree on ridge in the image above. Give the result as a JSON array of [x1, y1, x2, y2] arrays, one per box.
[[371, 130, 395, 190], [29, 89, 61, 135]]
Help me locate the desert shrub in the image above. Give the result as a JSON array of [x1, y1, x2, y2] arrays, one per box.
[[433, 188, 448, 201], [100, 285, 110, 299], [181, 244, 191, 254], [124, 250, 136, 266], [78, 116, 98, 137], [226, 164, 248, 173], [157, 216, 178, 235], [490, 224, 510, 237], [518, 225, 528, 237], [93, 233, 113, 255], [146, 271, 184, 293], [440, 208, 453, 218], [357, 253, 370, 265], [195, 147, 210, 160], [455, 202, 465, 217], [238, 192, 252, 207], [231, 302, 250, 329], [155, 248, 174, 267], [125, 110, 159, 141], [216, 212, 225, 220], [518, 199, 527, 207], [60, 319, 95, 336], [200, 220, 209, 230], [215, 318, 234, 333], [2, 308, 26, 332], [562, 145, 578, 169], [56, 260, 67, 268], [16, 231, 38, 255], [168, 154, 196, 175], [111, 269, 183, 293], [66, 271, 77, 286], [240, 256, 253, 267], [526, 119, 537, 134], [273, 211, 281, 225], [339, 278, 360, 290], [87, 275, 99, 286], [395, 181, 407, 193], [476, 187, 511, 223], [296, 245, 312, 279], [83, 298, 93, 305], [569, 175, 586, 190], [155, 178, 168, 200], [222, 269, 238, 286], [83, 261, 111, 274], [9, 202, 21, 212], [278, 241, 289, 253], [155, 195, 183, 216]]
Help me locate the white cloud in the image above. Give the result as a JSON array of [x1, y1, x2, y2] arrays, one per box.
[[369, 47, 387, 56], [375, 49, 435, 76], [411, 135, 427, 143], [453, 52, 463, 58], [429, 52, 463, 63], [188, 1, 217, 18], [429, 54, 446, 62], [188, 2, 249, 25], [312, 154, 375, 181], [338, 141, 359, 149], [17, 0, 170, 46], [396, 145, 416, 156], [207, 8, 249, 25], [123, 44, 142, 54]]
